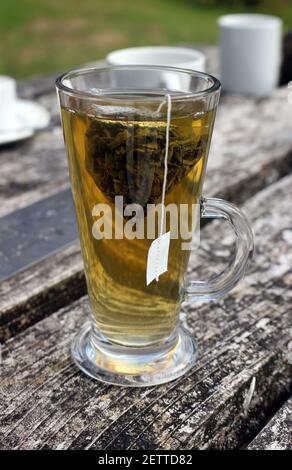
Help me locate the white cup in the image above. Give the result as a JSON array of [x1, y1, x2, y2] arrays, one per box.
[[106, 46, 206, 71], [106, 46, 206, 91], [0, 76, 18, 131], [218, 14, 282, 97]]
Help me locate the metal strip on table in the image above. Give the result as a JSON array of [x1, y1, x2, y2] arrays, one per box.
[[0, 188, 77, 282]]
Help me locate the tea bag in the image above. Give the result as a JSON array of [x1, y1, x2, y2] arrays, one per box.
[[146, 94, 172, 286], [84, 100, 204, 209]]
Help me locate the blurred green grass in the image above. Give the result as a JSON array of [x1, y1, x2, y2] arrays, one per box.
[[0, 0, 291, 78]]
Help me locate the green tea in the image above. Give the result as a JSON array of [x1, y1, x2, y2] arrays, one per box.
[[61, 105, 215, 347]]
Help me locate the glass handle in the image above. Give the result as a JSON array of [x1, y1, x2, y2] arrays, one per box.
[[186, 197, 254, 301]]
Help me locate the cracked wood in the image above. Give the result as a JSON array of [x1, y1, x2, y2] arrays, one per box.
[[248, 398, 292, 450]]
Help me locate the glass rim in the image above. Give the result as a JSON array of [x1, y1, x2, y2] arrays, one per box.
[[55, 64, 221, 102]]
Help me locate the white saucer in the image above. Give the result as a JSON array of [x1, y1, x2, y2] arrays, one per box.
[[0, 100, 50, 146]]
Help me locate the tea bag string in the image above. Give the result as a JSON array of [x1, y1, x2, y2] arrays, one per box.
[[158, 93, 172, 239], [154, 93, 172, 282]]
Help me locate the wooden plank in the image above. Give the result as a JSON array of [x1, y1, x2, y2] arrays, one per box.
[[1, 174, 292, 450], [0, 124, 68, 218], [207, 88, 292, 205], [248, 398, 292, 450], [0, 242, 85, 343]]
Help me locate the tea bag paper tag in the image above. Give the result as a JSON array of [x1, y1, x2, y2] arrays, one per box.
[[146, 231, 170, 286]]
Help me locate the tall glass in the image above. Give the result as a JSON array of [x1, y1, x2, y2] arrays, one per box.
[[56, 66, 253, 386]]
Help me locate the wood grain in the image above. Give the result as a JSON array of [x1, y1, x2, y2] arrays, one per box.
[[0, 125, 68, 218], [1, 174, 292, 450], [248, 398, 292, 450], [0, 242, 84, 342]]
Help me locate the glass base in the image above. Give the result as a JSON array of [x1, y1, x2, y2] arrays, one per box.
[[71, 322, 198, 387]]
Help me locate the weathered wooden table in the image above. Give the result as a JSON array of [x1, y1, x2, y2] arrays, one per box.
[[0, 50, 292, 450]]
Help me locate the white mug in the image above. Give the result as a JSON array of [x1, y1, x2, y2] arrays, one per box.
[[218, 14, 282, 97], [106, 46, 206, 91]]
